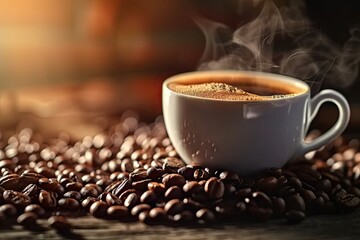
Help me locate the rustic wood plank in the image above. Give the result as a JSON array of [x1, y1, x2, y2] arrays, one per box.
[[1, 210, 359, 240]]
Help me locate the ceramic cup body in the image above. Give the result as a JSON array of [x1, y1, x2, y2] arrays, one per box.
[[162, 71, 350, 175]]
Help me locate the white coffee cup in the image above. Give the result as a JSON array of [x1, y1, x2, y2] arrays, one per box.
[[162, 71, 350, 175]]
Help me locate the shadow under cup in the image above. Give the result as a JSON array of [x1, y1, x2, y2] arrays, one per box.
[[162, 71, 349, 175]]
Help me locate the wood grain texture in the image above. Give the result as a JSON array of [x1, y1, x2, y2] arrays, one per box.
[[1, 210, 359, 240]]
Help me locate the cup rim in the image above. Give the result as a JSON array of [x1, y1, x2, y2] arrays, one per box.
[[163, 70, 310, 102]]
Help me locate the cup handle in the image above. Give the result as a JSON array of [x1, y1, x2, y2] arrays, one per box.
[[298, 89, 350, 156]]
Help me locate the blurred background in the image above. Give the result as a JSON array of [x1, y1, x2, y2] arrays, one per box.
[[0, 0, 359, 139]]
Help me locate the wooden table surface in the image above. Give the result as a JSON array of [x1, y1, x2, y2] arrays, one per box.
[[1, 210, 359, 240]]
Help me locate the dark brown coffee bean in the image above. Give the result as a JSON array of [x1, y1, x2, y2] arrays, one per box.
[[236, 188, 252, 199], [36, 167, 56, 178], [81, 197, 97, 211], [80, 186, 99, 198], [272, 197, 286, 216], [38, 178, 58, 191], [66, 182, 83, 192], [48, 216, 72, 232], [90, 201, 108, 218], [105, 193, 122, 206], [235, 201, 247, 214], [257, 177, 278, 195], [196, 208, 216, 223], [252, 192, 272, 208], [204, 177, 225, 199], [119, 189, 138, 202], [0, 174, 21, 191], [20, 172, 44, 185], [288, 177, 302, 190], [193, 169, 210, 180], [39, 190, 57, 209], [332, 188, 360, 212], [286, 210, 305, 224], [113, 179, 132, 197], [165, 186, 183, 200], [132, 179, 152, 191], [85, 183, 102, 194], [164, 199, 184, 215], [63, 191, 82, 201], [124, 193, 139, 208], [219, 171, 240, 182], [297, 168, 321, 183], [173, 210, 194, 223], [107, 205, 128, 219], [247, 207, 273, 221], [0, 204, 17, 217], [321, 171, 341, 184], [3, 190, 31, 208], [277, 176, 288, 187], [183, 198, 206, 211], [140, 190, 157, 204], [131, 204, 151, 217], [278, 185, 296, 197], [129, 170, 148, 182], [316, 179, 332, 192], [149, 207, 167, 221], [162, 174, 186, 188], [24, 204, 45, 217], [177, 167, 195, 180], [17, 212, 38, 226], [183, 181, 203, 195], [146, 167, 165, 180], [300, 189, 316, 203], [148, 182, 166, 195], [285, 195, 306, 212], [138, 211, 151, 224], [162, 157, 185, 173], [58, 198, 80, 211], [22, 184, 39, 199], [215, 202, 237, 217]]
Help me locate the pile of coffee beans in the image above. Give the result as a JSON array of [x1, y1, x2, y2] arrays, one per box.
[[1, 114, 360, 232]]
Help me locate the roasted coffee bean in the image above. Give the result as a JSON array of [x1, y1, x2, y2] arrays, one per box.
[[272, 197, 286, 216], [278, 186, 296, 197], [17, 212, 38, 226], [177, 167, 195, 180], [183, 198, 206, 211], [129, 170, 148, 182], [90, 201, 108, 218], [149, 207, 167, 221], [332, 188, 360, 211], [204, 177, 225, 199], [0, 204, 17, 217], [38, 178, 59, 191], [20, 172, 44, 185], [297, 168, 322, 183], [215, 202, 237, 217], [39, 190, 57, 209], [148, 182, 166, 195], [257, 177, 278, 195], [113, 179, 132, 197], [194, 169, 210, 180], [119, 189, 138, 202], [196, 208, 216, 223], [219, 171, 240, 182], [173, 210, 194, 223], [3, 190, 31, 208], [58, 198, 80, 211], [48, 216, 72, 232], [316, 179, 332, 193], [140, 190, 157, 205], [107, 205, 128, 219], [252, 192, 272, 208], [0, 174, 21, 191], [286, 210, 305, 224], [105, 193, 122, 206], [162, 157, 185, 173], [300, 189, 316, 203], [132, 179, 152, 191], [146, 167, 165, 180], [183, 181, 203, 195], [24, 204, 45, 217], [66, 182, 83, 192], [285, 195, 306, 212], [162, 174, 186, 188], [124, 193, 139, 208], [235, 201, 247, 214], [236, 188, 252, 199], [36, 167, 56, 178], [288, 177, 302, 190], [63, 191, 82, 201], [138, 211, 151, 224], [81, 197, 97, 211], [165, 186, 183, 200], [22, 184, 39, 199], [247, 207, 273, 221], [131, 204, 151, 217], [80, 186, 99, 198], [164, 199, 184, 215]]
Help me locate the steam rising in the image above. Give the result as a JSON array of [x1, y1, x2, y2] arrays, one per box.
[[196, 0, 360, 92]]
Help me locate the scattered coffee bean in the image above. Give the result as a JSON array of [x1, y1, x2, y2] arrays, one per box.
[[196, 208, 216, 224], [162, 174, 186, 188], [286, 210, 305, 224], [58, 198, 80, 211], [48, 216, 72, 232], [17, 212, 38, 226], [204, 177, 225, 199], [24, 204, 45, 217], [107, 205, 128, 219], [131, 204, 151, 217], [90, 201, 108, 218]]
